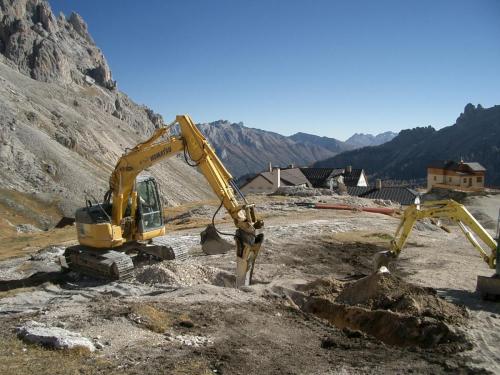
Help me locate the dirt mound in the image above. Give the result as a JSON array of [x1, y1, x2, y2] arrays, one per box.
[[303, 298, 467, 348], [296, 271, 470, 348], [336, 271, 468, 324], [296, 276, 344, 298], [135, 261, 225, 287]]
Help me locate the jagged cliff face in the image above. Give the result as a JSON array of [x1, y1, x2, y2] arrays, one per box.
[[0, 0, 213, 220], [0, 0, 114, 88]]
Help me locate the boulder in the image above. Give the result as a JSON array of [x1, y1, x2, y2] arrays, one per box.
[[16, 321, 96, 352]]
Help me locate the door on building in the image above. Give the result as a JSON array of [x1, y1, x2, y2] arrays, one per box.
[[468, 178, 472, 187]]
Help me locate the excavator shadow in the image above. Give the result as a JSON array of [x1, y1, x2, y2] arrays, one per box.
[[0, 269, 124, 293], [0, 271, 70, 292], [438, 288, 500, 313]]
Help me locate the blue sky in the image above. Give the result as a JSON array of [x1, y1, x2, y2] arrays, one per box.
[[49, 0, 500, 140]]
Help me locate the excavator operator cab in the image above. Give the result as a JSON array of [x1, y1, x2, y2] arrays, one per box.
[[136, 176, 164, 233]]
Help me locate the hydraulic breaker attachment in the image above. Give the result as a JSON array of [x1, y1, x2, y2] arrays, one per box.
[[235, 229, 264, 287]]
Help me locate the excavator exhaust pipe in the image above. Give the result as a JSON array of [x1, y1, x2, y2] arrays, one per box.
[[200, 225, 234, 255]]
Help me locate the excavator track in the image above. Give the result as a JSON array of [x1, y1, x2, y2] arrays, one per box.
[[64, 246, 135, 280], [149, 236, 189, 261]]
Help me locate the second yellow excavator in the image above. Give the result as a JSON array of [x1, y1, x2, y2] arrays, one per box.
[[63, 115, 264, 287], [374, 199, 500, 299]]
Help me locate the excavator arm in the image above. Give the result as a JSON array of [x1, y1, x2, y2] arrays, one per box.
[[375, 200, 497, 270], [107, 115, 264, 286]]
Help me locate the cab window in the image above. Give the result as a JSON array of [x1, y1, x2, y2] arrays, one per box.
[[137, 179, 163, 231]]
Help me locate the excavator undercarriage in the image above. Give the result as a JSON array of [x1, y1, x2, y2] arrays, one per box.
[[63, 236, 190, 280]]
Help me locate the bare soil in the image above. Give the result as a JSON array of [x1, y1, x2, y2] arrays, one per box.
[[0, 194, 498, 374]]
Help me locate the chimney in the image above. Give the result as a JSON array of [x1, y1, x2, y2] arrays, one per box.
[[268, 162, 272, 173], [273, 167, 281, 189], [346, 165, 352, 174], [375, 179, 382, 190]]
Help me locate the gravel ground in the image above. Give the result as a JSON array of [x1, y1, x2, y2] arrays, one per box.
[[0, 195, 498, 374]]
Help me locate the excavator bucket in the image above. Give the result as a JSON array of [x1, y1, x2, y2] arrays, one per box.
[[477, 243, 500, 300], [476, 275, 500, 300], [200, 224, 234, 255], [373, 250, 398, 271]]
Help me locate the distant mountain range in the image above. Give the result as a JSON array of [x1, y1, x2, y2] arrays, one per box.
[[197, 121, 336, 178], [198, 122, 396, 178], [314, 104, 500, 186], [345, 131, 398, 148], [288, 132, 354, 153]]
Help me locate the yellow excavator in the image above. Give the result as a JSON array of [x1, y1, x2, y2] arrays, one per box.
[[63, 115, 264, 287], [374, 199, 500, 299]]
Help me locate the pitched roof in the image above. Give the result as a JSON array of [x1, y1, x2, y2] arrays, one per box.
[[427, 160, 486, 173], [299, 168, 343, 187], [279, 168, 312, 186], [240, 168, 311, 189], [345, 186, 419, 205], [343, 169, 364, 187], [345, 186, 372, 196], [462, 162, 486, 172], [300, 167, 364, 187]]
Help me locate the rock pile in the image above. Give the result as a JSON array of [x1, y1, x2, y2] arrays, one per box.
[[165, 333, 213, 347], [271, 186, 335, 197], [135, 260, 222, 287]]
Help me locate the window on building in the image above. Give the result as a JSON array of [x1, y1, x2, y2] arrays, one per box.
[[433, 176, 436, 181], [477, 176, 483, 183], [463, 178, 467, 183], [448, 177, 451, 182]]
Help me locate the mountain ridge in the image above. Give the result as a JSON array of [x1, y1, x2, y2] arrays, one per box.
[[198, 121, 399, 178], [314, 104, 500, 186], [345, 131, 398, 148], [197, 120, 338, 178]]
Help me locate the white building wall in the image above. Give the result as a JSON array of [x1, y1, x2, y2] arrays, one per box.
[[357, 173, 368, 187]]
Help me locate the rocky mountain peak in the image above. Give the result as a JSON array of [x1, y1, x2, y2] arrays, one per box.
[[203, 120, 244, 129], [67, 11, 92, 43], [344, 131, 398, 148], [456, 103, 484, 126], [0, 0, 115, 89]]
